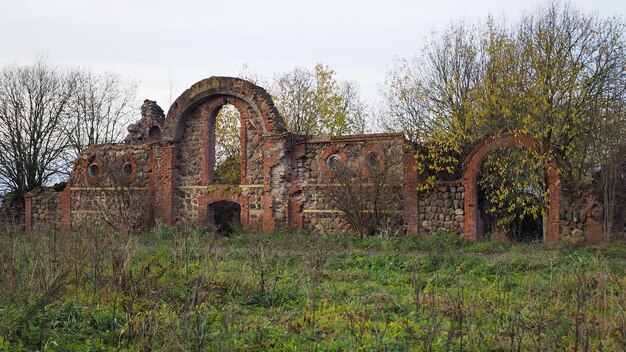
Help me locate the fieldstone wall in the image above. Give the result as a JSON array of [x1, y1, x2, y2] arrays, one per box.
[[26, 77, 414, 235], [173, 94, 269, 227], [292, 134, 407, 234], [418, 181, 465, 235], [28, 188, 63, 231]]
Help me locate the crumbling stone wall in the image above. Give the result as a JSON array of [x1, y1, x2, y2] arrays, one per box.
[[125, 99, 165, 143], [560, 184, 604, 242], [26, 188, 63, 231]]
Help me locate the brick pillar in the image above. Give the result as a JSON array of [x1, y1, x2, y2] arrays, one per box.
[[24, 193, 32, 232], [288, 141, 305, 231], [463, 176, 478, 241], [59, 186, 72, 231], [239, 196, 250, 229], [151, 143, 178, 226], [403, 149, 419, 235], [585, 216, 603, 242], [545, 161, 561, 243]]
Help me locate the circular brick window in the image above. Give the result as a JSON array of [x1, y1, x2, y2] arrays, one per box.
[[326, 154, 341, 171], [121, 162, 133, 176], [88, 163, 100, 178], [365, 151, 380, 169]]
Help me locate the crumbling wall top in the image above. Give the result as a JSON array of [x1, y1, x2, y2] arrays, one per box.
[[125, 99, 166, 143]]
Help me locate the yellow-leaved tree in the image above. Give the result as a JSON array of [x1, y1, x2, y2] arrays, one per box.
[[380, 2, 626, 238]]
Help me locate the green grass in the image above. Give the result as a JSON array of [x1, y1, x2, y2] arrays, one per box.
[[1, 227, 625, 351]]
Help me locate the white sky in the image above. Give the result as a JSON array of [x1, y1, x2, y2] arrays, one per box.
[[1, 0, 624, 113]]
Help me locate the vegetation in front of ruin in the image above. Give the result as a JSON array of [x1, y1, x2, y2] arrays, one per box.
[[2, 226, 626, 351]]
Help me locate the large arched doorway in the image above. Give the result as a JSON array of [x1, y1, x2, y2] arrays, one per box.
[[462, 132, 561, 242]]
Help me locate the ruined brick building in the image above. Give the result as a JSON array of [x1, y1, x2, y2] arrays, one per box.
[[25, 77, 604, 242]]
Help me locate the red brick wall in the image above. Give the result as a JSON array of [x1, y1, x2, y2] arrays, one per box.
[[403, 148, 419, 235], [59, 186, 71, 231]]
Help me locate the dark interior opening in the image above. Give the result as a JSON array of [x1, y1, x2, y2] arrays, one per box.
[[478, 188, 543, 243], [210, 201, 241, 234]]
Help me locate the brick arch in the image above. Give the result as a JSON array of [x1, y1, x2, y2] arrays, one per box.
[[197, 191, 249, 229], [462, 132, 561, 242], [164, 76, 287, 141]]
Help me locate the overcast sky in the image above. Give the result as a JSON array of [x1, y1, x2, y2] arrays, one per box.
[[1, 0, 624, 113]]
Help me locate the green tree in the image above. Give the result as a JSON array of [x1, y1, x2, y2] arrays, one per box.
[[271, 64, 367, 136], [381, 2, 626, 237], [213, 105, 241, 184]]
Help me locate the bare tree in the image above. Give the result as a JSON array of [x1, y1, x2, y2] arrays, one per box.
[[0, 59, 138, 212], [379, 22, 483, 143], [66, 71, 137, 157], [0, 58, 75, 200], [322, 143, 404, 238], [89, 167, 153, 235]]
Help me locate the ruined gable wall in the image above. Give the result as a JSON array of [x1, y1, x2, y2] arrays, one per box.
[[68, 143, 152, 230]]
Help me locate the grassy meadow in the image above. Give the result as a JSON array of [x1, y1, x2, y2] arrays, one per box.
[[1, 225, 626, 351]]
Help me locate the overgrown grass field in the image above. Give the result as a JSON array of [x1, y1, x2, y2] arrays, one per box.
[[1, 226, 626, 351]]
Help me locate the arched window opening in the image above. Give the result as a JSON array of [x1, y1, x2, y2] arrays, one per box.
[[212, 104, 241, 185], [477, 148, 546, 242], [210, 201, 241, 234], [148, 125, 161, 140]]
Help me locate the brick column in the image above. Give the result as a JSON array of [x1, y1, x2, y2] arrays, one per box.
[[24, 193, 32, 232], [59, 186, 72, 231], [262, 136, 289, 232], [403, 149, 419, 235], [545, 161, 561, 242], [288, 141, 305, 231], [151, 143, 178, 226]]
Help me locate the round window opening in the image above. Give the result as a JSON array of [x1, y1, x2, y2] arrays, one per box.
[[88, 163, 100, 178], [121, 162, 133, 176], [365, 152, 380, 169], [326, 154, 341, 171]]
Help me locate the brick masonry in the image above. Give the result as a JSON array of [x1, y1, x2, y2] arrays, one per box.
[[24, 77, 606, 242]]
